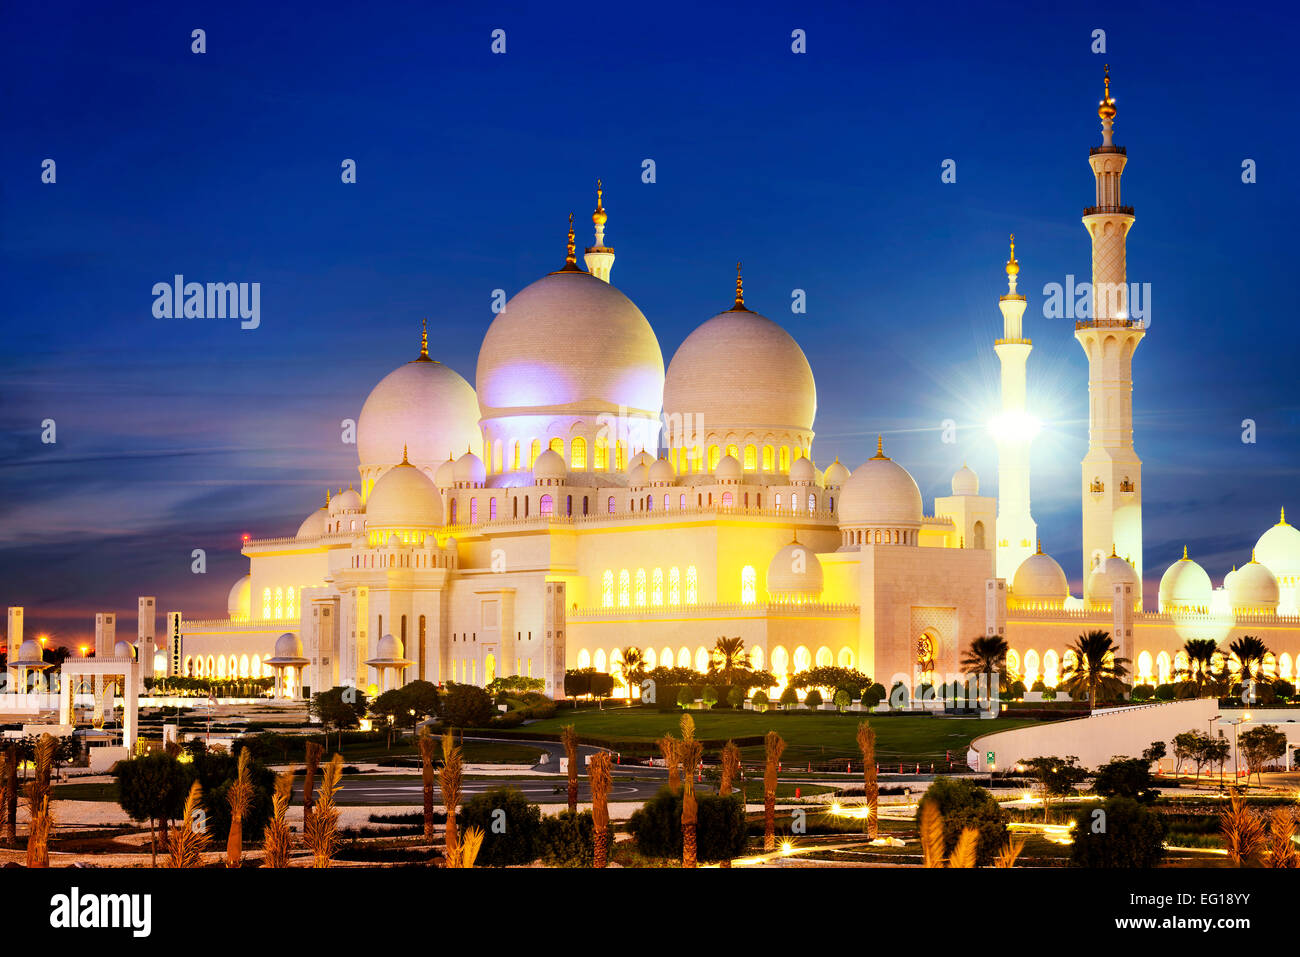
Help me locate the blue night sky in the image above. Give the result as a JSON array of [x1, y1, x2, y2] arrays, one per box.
[[1, 0, 1297, 648]]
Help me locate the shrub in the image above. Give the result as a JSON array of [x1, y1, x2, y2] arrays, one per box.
[[1130, 684, 1155, 702], [779, 686, 800, 709], [751, 690, 769, 708], [440, 682, 495, 728], [1091, 756, 1159, 802], [524, 699, 557, 720], [457, 787, 542, 866], [192, 744, 277, 842], [1274, 679, 1296, 698], [626, 789, 747, 861], [1041, 687, 1057, 701], [914, 777, 1009, 867], [701, 685, 719, 709], [1153, 683, 1176, 701], [677, 686, 696, 707], [1007, 680, 1027, 699], [1069, 797, 1165, 868], [863, 683, 887, 706], [1030, 679, 1047, 693], [537, 810, 594, 867], [833, 689, 851, 711], [726, 686, 745, 708], [804, 689, 823, 709], [491, 710, 525, 729]]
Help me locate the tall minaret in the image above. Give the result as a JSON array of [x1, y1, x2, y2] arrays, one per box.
[[1074, 66, 1144, 595], [583, 179, 615, 282], [993, 235, 1037, 580]]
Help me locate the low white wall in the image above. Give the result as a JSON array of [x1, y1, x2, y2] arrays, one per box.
[[971, 698, 1219, 772]]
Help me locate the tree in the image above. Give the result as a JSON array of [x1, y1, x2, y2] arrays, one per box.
[[726, 686, 745, 709], [960, 635, 1013, 690], [701, 685, 719, 710], [309, 686, 368, 751], [660, 735, 681, 793], [779, 686, 799, 710], [193, 745, 276, 845], [368, 680, 439, 746], [856, 721, 878, 840], [1228, 635, 1270, 684], [1220, 789, 1265, 866], [833, 688, 851, 711], [763, 731, 785, 852], [1141, 740, 1167, 769], [261, 771, 294, 868], [708, 637, 750, 684], [915, 777, 1009, 866], [1239, 724, 1287, 785], [561, 725, 579, 814], [1092, 757, 1158, 803], [615, 646, 646, 699], [679, 715, 703, 867], [1070, 797, 1166, 868], [626, 790, 746, 863], [788, 666, 871, 697], [1204, 735, 1231, 784], [23, 734, 56, 868], [1059, 630, 1130, 709], [1266, 807, 1298, 868], [439, 732, 463, 861], [115, 752, 190, 866], [589, 752, 612, 868], [1021, 756, 1088, 822], [303, 754, 343, 867], [1175, 638, 1219, 695], [303, 740, 323, 830], [167, 781, 210, 868], [439, 682, 494, 728], [225, 748, 255, 867], [418, 732, 437, 842], [718, 741, 741, 797], [804, 688, 823, 709], [1172, 730, 1201, 779]]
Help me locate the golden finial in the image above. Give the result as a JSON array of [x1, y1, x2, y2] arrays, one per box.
[[326, 488, 331, 506], [593, 179, 607, 227], [556, 213, 581, 272], [1280, 507, 1288, 526], [1251, 549, 1258, 563], [401, 444, 410, 465], [1036, 539, 1043, 555], [871, 436, 887, 460], [1098, 64, 1116, 121], [417, 318, 430, 360], [1182, 545, 1188, 560], [1005, 233, 1019, 277], [731, 261, 747, 310], [1111, 543, 1117, 557]]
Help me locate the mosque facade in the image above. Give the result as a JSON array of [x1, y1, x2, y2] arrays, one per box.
[[164, 76, 1300, 702]]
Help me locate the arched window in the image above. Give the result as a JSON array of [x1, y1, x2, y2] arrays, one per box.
[[664, 493, 670, 510], [741, 565, 756, 604], [646, 495, 653, 512], [566, 494, 572, 516], [539, 494, 553, 516], [779, 446, 790, 471], [252, 654, 262, 677], [1023, 650, 1040, 686], [816, 646, 833, 667], [972, 520, 985, 550], [651, 568, 664, 606], [618, 570, 630, 607], [743, 444, 757, 470], [449, 499, 458, 523], [286, 587, 295, 620], [594, 437, 608, 470], [635, 569, 647, 606], [490, 498, 497, 520], [594, 649, 607, 673], [578, 649, 591, 669], [1137, 651, 1153, 683], [583, 496, 589, 515], [1043, 649, 1059, 686], [762, 445, 774, 471], [837, 647, 854, 668], [602, 571, 614, 607], [669, 567, 681, 605], [529, 439, 541, 468], [707, 445, 720, 470], [791, 493, 801, 513], [722, 491, 733, 507], [262, 588, 271, 620], [775, 493, 782, 511], [1156, 651, 1171, 684], [571, 437, 587, 470], [725, 443, 739, 461], [274, 587, 283, 620], [644, 648, 657, 669], [750, 646, 765, 670], [512, 441, 520, 471], [607, 496, 616, 514], [695, 647, 710, 672], [686, 566, 698, 604], [771, 646, 789, 680], [493, 441, 502, 473], [794, 646, 811, 672], [470, 498, 478, 523], [679, 494, 686, 509], [549, 437, 564, 460], [616, 441, 627, 471], [808, 493, 816, 512]]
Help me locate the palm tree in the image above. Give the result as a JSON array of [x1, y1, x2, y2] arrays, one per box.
[[1176, 639, 1219, 694], [418, 732, 437, 843], [167, 781, 210, 868], [1060, 630, 1130, 709], [856, 720, 878, 840], [660, 735, 681, 793], [438, 732, 463, 863], [303, 754, 344, 868], [261, 770, 294, 868], [1220, 789, 1265, 867], [710, 637, 749, 683], [562, 724, 579, 813], [615, 646, 646, 700], [24, 734, 55, 868], [680, 715, 702, 868], [1228, 635, 1270, 684], [303, 740, 323, 830], [763, 731, 785, 853], [718, 741, 741, 796], [1, 743, 16, 846], [960, 635, 1013, 690], [1266, 807, 1298, 868], [589, 751, 612, 868], [225, 747, 254, 867]]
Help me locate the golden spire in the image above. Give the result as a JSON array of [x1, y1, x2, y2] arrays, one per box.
[[592, 179, 606, 227], [326, 488, 330, 506], [1182, 545, 1188, 560], [1280, 507, 1288, 526], [731, 261, 748, 311], [1005, 234, 1019, 277], [556, 213, 582, 272], [1098, 64, 1116, 121], [414, 317, 432, 362], [1111, 543, 1117, 557], [871, 436, 888, 460], [1036, 539, 1043, 555], [1251, 549, 1258, 563], [401, 444, 410, 465]]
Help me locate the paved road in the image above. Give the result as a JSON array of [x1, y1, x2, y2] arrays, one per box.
[[323, 774, 666, 805]]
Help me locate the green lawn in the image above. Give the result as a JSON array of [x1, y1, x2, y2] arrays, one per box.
[[524, 707, 1039, 765]]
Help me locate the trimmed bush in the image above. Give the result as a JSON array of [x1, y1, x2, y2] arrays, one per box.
[[915, 777, 1009, 867], [1130, 684, 1155, 702], [863, 683, 887, 706], [1030, 679, 1047, 693], [677, 686, 697, 707], [457, 787, 542, 866], [701, 685, 719, 709], [626, 789, 748, 861], [537, 810, 594, 867], [726, 686, 745, 708], [804, 689, 823, 709], [833, 689, 851, 711], [779, 686, 800, 709], [1069, 797, 1165, 868], [1153, 683, 1176, 701], [751, 690, 769, 708]]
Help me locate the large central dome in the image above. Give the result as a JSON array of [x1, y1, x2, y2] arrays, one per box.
[[476, 271, 664, 418]]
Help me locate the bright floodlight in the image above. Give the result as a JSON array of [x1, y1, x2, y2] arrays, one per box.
[[988, 410, 1041, 444]]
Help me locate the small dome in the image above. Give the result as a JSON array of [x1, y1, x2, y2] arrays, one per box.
[[13, 639, 45, 666], [629, 449, 655, 471], [357, 353, 481, 473], [366, 460, 443, 529], [951, 464, 979, 496], [715, 454, 741, 484], [434, 456, 455, 488], [533, 448, 566, 484], [227, 575, 251, 618], [376, 633, 404, 659], [767, 538, 824, 597], [1229, 558, 1280, 612], [271, 632, 305, 661], [838, 441, 923, 527], [648, 457, 675, 486], [113, 639, 135, 659], [790, 456, 815, 485], [1158, 548, 1213, 612], [330, 486, 362, 515], [823, 458, 850, 488], [1224, 566, 1239, 590], [626, 461, 650, 488], [1255, 509, 1300, 584], [296, 506, 328, 540], [1086, 552, 1140, 607], [1012, 550, 1069, 607], [454, 450, 486, 487]]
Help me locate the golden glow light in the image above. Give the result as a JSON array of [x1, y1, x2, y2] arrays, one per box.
[[988, 410, 1041, 444]]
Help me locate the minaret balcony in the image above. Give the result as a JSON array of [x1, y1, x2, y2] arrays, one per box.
[[1075, 318, 1143, 330], [1089, 146, 1127, 156], [1082, 205, 1134, 216]]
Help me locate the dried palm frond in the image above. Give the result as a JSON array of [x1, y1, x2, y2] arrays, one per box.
[[948, 827, 980, 868], [919, 799, 946, 868], [225, 747, 254, 867], [439, 732, 463, 861], [449, 826, 485, 868], [261, 770, 295, 868], [719, 741, 741, 796], [1266, 807, 1298, 868], [589, 751, 612, 868], [303, 754, 343, 868], [418, 732, 438, 843], [303, 740, 324, 829], [660, 735, 681, 793], [167, 781, 210, 868], [994, 832, 1027, 868], [24, 734, 57, 868], [1219, 789, 1265, 867]]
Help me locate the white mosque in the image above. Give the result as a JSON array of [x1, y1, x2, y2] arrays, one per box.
[[68, 73, 1300, 703]]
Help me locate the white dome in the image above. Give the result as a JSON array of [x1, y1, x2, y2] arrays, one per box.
[[626, 461, 649, 488], [1158, 548, 1213, 612], [113, 640, 134, 659], [13, 639, 45, 666], [1229, 558, 1279, 611], [376, 633, 404, 659], [434, 456, 455, 488], [767, 538, 824, 597], [1086, 552, 1140, 607], [357, 352, 481, 473], [790, 456, 815, 485], [823, 458, 850, 488], [330, 486, 362, 515], [366, 460, 442, 529], [1012, 550, 1069, 607], [664, 306, 815, 434], [296, 506, 327, 540], [270, 632, 306, 662], [715, 454, 741, 484], [951, 464, 979, 496], [1255, 509, 1300, 585], [477, 271, 664, 418], [648, 457, 675, 486], [533, 448, 566, 484], [454, 451, 486, 487], [838, 442, 923, 527], [630, 449, 655, 471], [227, 575, 251, 618]]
